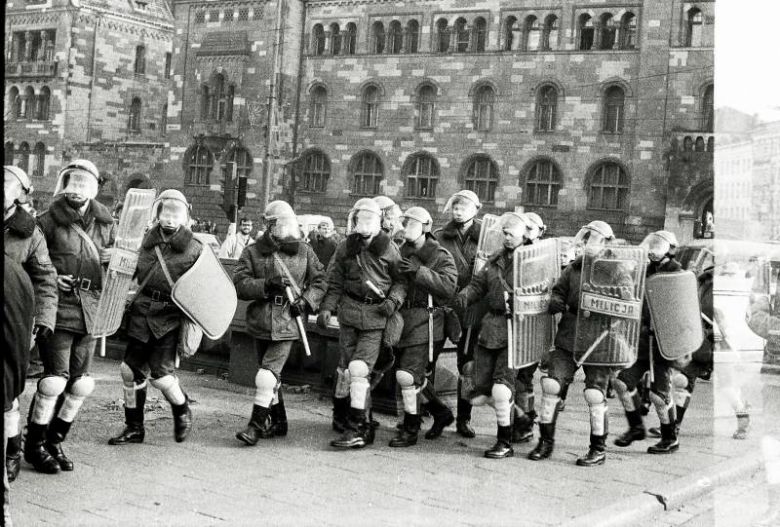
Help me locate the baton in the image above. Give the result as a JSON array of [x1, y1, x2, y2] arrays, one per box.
[[505, 291, 514, 369], [427, 294, 435, 363], [365, 280, 386, 300], [100, 336, 106, 358], [575, 329, 610, 368], [286, 286, 312, 357], [648, 335, 656, 385]]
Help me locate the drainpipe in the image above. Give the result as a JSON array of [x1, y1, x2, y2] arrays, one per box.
[[288, 0, 307, 207], [85, 14, 100, 142], [262, 0, 284, 211]]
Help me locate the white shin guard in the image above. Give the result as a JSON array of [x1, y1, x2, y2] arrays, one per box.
[[5, 399, 20, 437], [396, 370, 418, 415], [348, 361, 370, 410], [150, 375, 186, 406], [584, 388, 608, 436], [672, 372, 691, 409], [120, 362, 144, 409], [492, 384, 513, 427], [253, 369, 277, 408], [539, 377, 561, 424], [58, 376, 95, 423], [31, 376, 67, 425]]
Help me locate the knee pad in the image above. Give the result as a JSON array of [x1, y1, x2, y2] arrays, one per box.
[[583, 388, 605, 406], [492, 384, 513, 426], [120, 362, 136, 385], [38, 375, 67, 397], [334, 367, 351, 399], [672, 372, 689, 391], [491, 383, 513, 404], [254, 368, 277, 407], [540, 377, 561, 396], [68, 376, 96, 398], [150, 375, 186, 406], [150, 375, 176, 392], [348, 360, 370, 380], [395, 369, 416, 388], [461, 360, 475, 377]]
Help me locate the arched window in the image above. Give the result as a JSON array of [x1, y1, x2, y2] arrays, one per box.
[[23, 87, 35, 120], [310, 85, 327, 128], [36, 86, 51, 120], [686, 8, 703, 47], [329, 23, 341, 55], [212, 73, 226, 120], [536, 85, 557, 132], [351, 151, 384, 195], [344, 23, 357, 55], [473, 85, 495, 132], [542, 15, 559, 50], [388, 21, 402, 54], [406, 20, 419, 53], [405, 153, 439, 198], [524, 159, 561, 207], [504, 16, 519, 51], [4, 142, 14, 166], [32, 142, 46, 178], [299, 150, 330, 193], [161, 103, 168, 135], [361, 85, 380, 128], [603, 86, 625, 133], [186, 144, 214, 185], [524, 16, 540, 51], [371, 21, 385, 54], [587, 162, 629, 210], [473, 17, 487, 52], [222, 147, 253, 181], [464, 155, 498, 203], [200, 85, 210, 119], [702, 84, 714, 132], [8, 87, 20, 119], [134, 45, 146, 75], [578, 14, 594, 50], [312, 24, 325, 55], [436, 19, 450, 53], [600, 14, 616, 49], [455, 18, 469, 52], [620, 13, 637, 49], [416, 84, 436, 129], [17, 142, 30, 174], [225, 85, 235, 122], [128, 97, 142, 132]]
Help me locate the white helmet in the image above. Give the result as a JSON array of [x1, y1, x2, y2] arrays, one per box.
[[574, 220, 614, 257], [53, 159, 101, 197], [402, 206, 433, 234], [347, 198, 383, 237], [373, 196, 403, 235], [640, 230, 678, 262], [4, 165, 33, 195], [443, 189, 481, 212], [263, 200, 296, 222], [524, 212, 546, 239]]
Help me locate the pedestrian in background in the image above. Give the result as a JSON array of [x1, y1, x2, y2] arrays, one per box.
[[309, 218, 338, 269]]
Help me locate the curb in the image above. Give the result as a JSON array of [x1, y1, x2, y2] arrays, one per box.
[[562, 451, 765, 527]]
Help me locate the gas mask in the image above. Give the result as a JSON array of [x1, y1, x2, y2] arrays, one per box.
[[402, 217, 425, 243], [352, 210, 381, 239], [60, 169, 99, 209], [157, 200, 189, 234], [449, 198, 478, 225], [270, 215, 302, 241]]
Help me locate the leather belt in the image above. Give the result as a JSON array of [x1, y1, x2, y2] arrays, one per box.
[[142, 288, 172, 302], [264, 295, 286, 306], [402, 300, 432, 310], [346, 290, 381, 305], [75, 277, 101, 292]]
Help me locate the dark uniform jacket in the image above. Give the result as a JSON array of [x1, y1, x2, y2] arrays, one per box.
[[309, 233, 339, 270], [4, 206, 58, 331], [549, 256, 583, 352], [459, 250, 514, 350], [127, 226, 202, 343], [37, 197, 116, 334], [321, 231, 407, 331], [435, 219, 482, 291], [234, 232, 327, 340], [5, 258, 35, 411], [397, 236, 458, 348]]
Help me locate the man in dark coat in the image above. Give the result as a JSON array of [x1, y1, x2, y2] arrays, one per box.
[[233, 201, 326, 445], [108, 189, 201, 446], [26, 160, 116, 474], [388, 207, 458, 447], [433, 189, 484, 438], [309, 217, 339, 269], [4, 166, 58, 482], [318, 198, 407, 449], [4, 259, 36, 527]]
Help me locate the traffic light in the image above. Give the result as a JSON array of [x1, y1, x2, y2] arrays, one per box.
[[237, 175, 248, 208], [220, 169, 237, 221]]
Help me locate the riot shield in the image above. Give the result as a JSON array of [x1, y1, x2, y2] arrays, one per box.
[[473, 214, 501, 276], [574, 246, 648, 367], [171, 244, 238, 340], [646, 271, 704, 360], [511, 239, 560, 368], [92, 189, 156, 338]]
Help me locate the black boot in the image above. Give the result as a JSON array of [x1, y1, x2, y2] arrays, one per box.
[[331, 408, 373, 449], [648, 423, 680, 454], [269, 391, 288, 437], [614, 410, 646, 447], [5, 434, 22, 482], [46, 418, 74, 471], [389, 413, 420, 448], [109, 388, 147, 445], [557, 384, 569, 412], [485, 425, 514, 459], [512, 412, 535, 443], [456, 397, 476, 438], [528, 423, 555, 461], [23, 423, 60, 474], [332, 397, 350, 433], [423, 384, 454, 440], [171, 397, 192, 443], [650, 404, 686, 437], [576, 434, 607, 466], [236, 405, 272, 446]]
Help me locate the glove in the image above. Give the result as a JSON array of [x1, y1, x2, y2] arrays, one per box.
[[290, 298, 308, 318], [266, 276, 290, 295], [548, 296, 567, 315], [34, 325, 53, 344], [398, 258, 420, 276], [57, 274, 75, 293], [316, 310, 332, 329], [378, 298, 397, 317]]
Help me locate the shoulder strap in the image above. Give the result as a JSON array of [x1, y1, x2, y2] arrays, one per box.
[[153, 245, 175, 287], [272, 252, 301, 297], [71, 224, 101, 264]]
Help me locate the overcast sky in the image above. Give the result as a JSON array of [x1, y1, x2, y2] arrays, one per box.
[[716, 0, 780, 120]]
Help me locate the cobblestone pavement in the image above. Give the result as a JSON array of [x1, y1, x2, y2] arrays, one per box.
[[8, 357, 779, 527]]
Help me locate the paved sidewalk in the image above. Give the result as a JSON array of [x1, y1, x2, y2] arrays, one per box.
[[8, 357, 779, 527]]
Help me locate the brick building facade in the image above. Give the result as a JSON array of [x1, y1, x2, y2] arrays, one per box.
[[4, 0, 174, 211]]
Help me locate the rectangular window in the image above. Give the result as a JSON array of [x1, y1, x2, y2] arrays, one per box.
[[164, 52, 172, 79]]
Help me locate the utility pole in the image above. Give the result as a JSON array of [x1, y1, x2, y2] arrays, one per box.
[[262, 0, 284, 211]]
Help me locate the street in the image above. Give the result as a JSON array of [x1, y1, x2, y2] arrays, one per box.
[[9, 357, 779, 527]]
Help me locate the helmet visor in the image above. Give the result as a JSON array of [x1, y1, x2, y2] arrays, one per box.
[[640, 233, 671, 262], [158, 200, 189, 229], [61, 169, 99, 200], [574, 227, 608, 256]]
